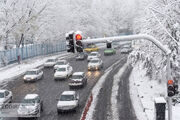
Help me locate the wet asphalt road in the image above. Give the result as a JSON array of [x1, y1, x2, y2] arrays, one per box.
[[93, 61, 137, 120], [3, 48, 128, 120]]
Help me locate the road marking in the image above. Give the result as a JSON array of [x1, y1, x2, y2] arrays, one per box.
[[111, 63, 128, 120]]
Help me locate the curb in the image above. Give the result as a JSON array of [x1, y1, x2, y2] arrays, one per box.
[[80, 93, 93, 120]]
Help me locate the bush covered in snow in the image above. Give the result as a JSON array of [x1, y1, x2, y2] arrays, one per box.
[[131, 0, 180, 82]]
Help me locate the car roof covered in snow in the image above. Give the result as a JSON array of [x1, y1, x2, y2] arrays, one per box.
[[61, 91, 76, 95], [73, 72, 84, 76], [24, 94, 38, 99]]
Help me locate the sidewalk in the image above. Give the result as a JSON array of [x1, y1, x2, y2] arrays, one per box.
[[129, 62, 180, 120]]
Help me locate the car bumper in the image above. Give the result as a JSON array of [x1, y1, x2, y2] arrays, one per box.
[[57, 106, 76, 111], [24, 78, 37, 82], [54, 76, 67, 80], [76, 57, 84, 60], [69, 82, 83, 86], [88, 66, 99, 70], [104, 52, 114, 55]]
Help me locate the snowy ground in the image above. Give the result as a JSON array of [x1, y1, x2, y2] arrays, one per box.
[[130, 62, 180, 120]]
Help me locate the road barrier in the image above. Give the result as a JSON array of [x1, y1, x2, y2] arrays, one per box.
[[81, 93, 93, 120], [0, 42, 66, 67]]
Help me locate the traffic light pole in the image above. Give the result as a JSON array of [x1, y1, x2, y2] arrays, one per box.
[[73, 33, 77, 53], [167, 54, 172, 120], [82, 34, 172, 120]]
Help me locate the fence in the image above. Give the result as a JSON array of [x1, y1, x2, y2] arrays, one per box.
[[0, 42, 66, 67]]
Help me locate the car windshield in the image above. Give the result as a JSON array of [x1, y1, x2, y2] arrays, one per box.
[[0, 92, 4, 98], [22, 98, 36, 105], [57, 62, 65, 65], [90, 60, 99, 63], [26, 71, 37, 75], [89, 53, 97, 56], [60, 95, 75, 101], [47, 59, 55, 62], [57, 68, 66, 71], [72, 75, 83, 79]]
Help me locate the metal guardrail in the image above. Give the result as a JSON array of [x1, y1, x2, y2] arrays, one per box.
[[0, 42, 66, 67]]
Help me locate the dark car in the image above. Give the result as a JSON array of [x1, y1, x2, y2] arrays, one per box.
[[68, 72, 87, 88], [75, 53, 87, 60]]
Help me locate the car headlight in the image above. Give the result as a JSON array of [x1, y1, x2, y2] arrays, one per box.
[[23, 77, 26, 79]]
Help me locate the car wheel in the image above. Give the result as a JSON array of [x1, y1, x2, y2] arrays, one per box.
[[57, 109, 61, 114], [41, 103, 43, 112], [24, 80, 27, 83], [18, 117, 22, 120], [9, 97, 13, 103], [41, 75, 44, 79]]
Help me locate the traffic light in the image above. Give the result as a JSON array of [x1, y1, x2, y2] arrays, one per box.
[[66, 32, 75, 53], [75, 33, 83, 52], [167, 80, 177, 97]]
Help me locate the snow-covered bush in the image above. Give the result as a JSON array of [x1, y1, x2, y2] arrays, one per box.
[[132, 0, 180, 81]]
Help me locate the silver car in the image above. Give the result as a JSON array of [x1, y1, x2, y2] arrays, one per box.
[[88, 58, 103, 70], [44, 58, 57, 67], [87, 52, 101, 62]]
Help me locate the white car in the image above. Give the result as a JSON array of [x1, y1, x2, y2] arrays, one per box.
[[88, 58, 103, 70], [54, 60, 69, 71], [17, 94, 43, 118], [0, 90, 13, 108], [87, 52, 101, 61], [57, 91, 79, 113], [44, 58, 57, 67], [23, 69, 43, 82], [54, 65, 73, 80]]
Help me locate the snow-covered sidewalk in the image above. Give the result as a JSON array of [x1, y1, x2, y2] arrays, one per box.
[[130, 62, 180, 120], [0, 51, 73, 87]]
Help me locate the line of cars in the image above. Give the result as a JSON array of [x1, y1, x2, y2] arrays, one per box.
[[0, 51, 104, 119]]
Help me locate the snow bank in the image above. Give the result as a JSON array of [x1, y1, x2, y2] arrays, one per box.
[[85, 69, 112, 120], [130, 62, 180, 120], [129, 62, 166, 120], [111, 63, 128, 120], [0, 52, 73, 87]]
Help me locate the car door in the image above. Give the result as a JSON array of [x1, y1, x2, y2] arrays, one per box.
[[67, 67, 70, 76], [36, 70, 40, 79], [39, 70, 43, 79], [4, 91, 10, 104], [38, 70, 42, 80], [75, 93, 79, 106], [36, 96, 41, 112], [70, 66, 73, 75]]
